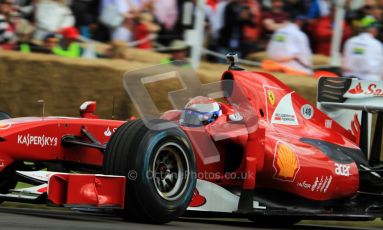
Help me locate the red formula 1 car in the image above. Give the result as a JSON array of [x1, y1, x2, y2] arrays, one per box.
[[0, 59, 382, 225]]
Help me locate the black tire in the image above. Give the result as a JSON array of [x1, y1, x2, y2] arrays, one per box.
[[103, 119, 196, 224], [0, 111, 11, 120], [248, 216, 301, 227], [0, 163, 19, 204], [0, 111, 16, 204]]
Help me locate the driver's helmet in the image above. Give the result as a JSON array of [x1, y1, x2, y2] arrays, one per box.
[[180, 96, 222, 127]]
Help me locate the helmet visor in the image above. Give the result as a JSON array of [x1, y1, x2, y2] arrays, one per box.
[[179, 109, 218, 127]]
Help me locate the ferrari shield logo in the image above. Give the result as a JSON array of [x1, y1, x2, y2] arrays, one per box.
[[273, 142, 300, 182], [267, 90, 276, 106]]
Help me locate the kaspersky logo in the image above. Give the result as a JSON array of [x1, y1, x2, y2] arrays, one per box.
[[273, 142, 300, 182]]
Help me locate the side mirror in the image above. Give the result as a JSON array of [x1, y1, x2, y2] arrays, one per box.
[[80, 101, 99, 119]]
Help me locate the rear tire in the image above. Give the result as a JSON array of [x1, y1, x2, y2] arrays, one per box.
[[0, 112, 16, 204], [103, 119, 196, 224]]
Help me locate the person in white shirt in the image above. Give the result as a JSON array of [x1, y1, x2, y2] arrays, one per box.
[[266, 15, 313, 75], [205, 0, 229, 41], [342, 16, 383, 81], [33, 0, 75, 40], [100, 0, 141, 17], [112, 17, 133, 43], [153, 0, 177, 31]]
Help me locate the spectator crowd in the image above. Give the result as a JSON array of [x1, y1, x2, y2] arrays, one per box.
[[0, 0, 383, 79]]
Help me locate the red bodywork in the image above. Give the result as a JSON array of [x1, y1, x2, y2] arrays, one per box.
[[0, 70, 361, 204], [0, 117, 124, 170], [167, 70, 360, 201], [48, 173, 125, 208]]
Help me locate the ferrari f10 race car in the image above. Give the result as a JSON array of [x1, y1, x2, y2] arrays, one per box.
[[0, 57, 382, 225]]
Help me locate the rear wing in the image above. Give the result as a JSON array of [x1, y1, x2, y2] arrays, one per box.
[[317, 77, 383, 166], [317, 77, 383, 111]]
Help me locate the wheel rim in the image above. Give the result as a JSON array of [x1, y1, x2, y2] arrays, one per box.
[[152, 142, 190, 201]]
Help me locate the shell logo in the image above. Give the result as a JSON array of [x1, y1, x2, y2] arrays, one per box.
[[273, 142, 300, 182]]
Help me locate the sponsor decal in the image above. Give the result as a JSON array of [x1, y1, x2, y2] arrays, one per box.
[[273, 142, 300, 182], [271, 93, 298, 125], [104, 127, 112, 137], [189, 189, 206, 207], [366, 83, 383, 96], [335, 163, 350, 177], [301, 104, 314, 120], [311, 177, 319, 191], [347, 82, 383, 97], [0, 122, 11, 130], [322, 176, 332, 192], [104, 127, 117, 137], [325, 119, 332, 129], [267, 90, 276, 106], [17, 134, 58, 147], [263, 85, 287, 124], [348, 83, 363, 94], [273, 113, 296, 122], [37, 187, 48, 193], [273, 34, 286, 42], [297, 175, 332, 193], [297, 180, 311, 189], [352, 47, 365, 55]]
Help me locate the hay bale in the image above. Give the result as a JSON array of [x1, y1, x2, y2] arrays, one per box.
[[0, 50, 317, 119], [246, 51, 330, 66]]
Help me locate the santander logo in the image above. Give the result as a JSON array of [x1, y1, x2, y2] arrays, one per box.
[[189, 189, 206, 207], [347, 82, 383, 96], [348, 83, 363, 94]]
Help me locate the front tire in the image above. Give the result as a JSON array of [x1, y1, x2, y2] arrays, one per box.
[[0, 163, 19, 204], [103, 119, 196, 224]]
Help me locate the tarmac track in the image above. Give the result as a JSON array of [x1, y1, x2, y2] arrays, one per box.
[[0, 207, 381, 230]]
